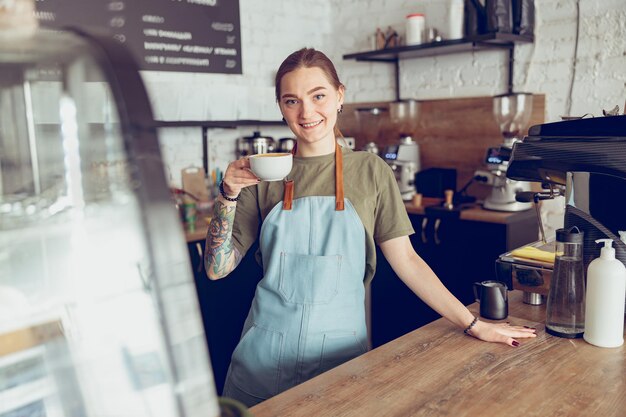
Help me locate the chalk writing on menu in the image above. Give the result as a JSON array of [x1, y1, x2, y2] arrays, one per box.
[[34, 0, 242, 74]]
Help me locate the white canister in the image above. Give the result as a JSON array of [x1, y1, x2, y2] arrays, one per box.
[[447, 0, 465, 40], [405, 13, 425, 45]]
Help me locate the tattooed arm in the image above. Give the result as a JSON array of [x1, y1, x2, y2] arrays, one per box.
[[204, 157, 260, 280], [204, 198, 244, 279]]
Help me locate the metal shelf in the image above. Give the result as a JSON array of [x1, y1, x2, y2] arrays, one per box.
[[343, 32, 534, 99], [343, 33, 533, 61], [155, 120, 287, 179], [156, 120, 285, 129]]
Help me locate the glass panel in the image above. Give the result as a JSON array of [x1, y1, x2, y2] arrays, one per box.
[[0, 29, 218, 417]]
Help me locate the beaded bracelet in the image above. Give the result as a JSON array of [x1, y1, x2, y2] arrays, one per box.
[[464, 316, 479, 335], [219, 181, 240, 202]]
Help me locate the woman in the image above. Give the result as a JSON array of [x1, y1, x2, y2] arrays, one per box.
[[205, 48, 536, 407]]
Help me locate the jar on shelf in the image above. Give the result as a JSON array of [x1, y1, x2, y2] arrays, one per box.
[[405, 13, 425, 45], [447, 0, 465, 39]]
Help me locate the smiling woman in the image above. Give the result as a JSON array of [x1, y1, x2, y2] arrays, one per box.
[[278, 68, 344, 156], [204, 47, 537, 408], [275, 48, 345, 155]]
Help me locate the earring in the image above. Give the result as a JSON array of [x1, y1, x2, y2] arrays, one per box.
[[282, 117, 286, 122], [337, 105, 344, 114]]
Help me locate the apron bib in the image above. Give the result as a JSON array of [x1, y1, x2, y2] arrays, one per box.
[[223, 143, 368, 407]]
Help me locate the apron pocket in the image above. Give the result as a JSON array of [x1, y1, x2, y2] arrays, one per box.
[[319, 331, 367, 373], [230, 324, 284, 400], [279, 252, 341, 304]]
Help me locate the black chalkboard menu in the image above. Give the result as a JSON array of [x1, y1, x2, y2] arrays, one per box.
[[35, 0, 242, 74]]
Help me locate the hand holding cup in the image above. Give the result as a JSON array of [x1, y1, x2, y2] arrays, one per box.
[[220, 157, 260, 199]]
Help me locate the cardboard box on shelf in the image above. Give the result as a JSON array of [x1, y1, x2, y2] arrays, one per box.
[[181, 166, 209, 202]]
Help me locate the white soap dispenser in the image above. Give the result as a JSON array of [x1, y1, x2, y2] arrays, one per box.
[[583, 239, 626, 348]]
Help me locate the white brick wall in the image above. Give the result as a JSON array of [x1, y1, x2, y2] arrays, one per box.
[[147, 0, 626, 192], [144, 0, 330, 185], [330, 0, 626, 122]]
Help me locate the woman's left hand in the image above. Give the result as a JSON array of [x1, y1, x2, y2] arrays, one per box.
[[469, 320, 537, 347]]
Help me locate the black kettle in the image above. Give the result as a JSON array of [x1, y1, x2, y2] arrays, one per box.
[[465, 0, 534, 37]]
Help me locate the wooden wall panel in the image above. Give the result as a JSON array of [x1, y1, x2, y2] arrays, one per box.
[[338, 95, 546, 199]]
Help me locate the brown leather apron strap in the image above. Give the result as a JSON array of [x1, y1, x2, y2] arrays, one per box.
[[282, 146, 298, 210], [282, 142, 344, 211], [282, 179, 294, 210], [334, 141, 344, 211]]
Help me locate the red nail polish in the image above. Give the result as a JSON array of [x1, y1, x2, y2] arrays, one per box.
[[512, 341, 520, 347]]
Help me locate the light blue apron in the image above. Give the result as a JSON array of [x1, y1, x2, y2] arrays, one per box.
[[223, 144, 368, 407]]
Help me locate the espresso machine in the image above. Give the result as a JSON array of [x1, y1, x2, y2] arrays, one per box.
[[496, 115, 626, 304], [481, 93, 533, 212], [383, 100, 421, 201]]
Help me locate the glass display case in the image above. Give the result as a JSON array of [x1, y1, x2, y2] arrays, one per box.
[[0, 25, 220, 417]]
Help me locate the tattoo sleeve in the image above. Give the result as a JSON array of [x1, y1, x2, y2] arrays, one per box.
[[204, 200, 243, 279]]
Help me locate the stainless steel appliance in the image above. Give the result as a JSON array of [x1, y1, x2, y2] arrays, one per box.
[[277, 137, 296, 153], [481, 93, 533, 212], [496, 115, 626, 305], [362, 141, 379, 154], [236, 131, 275, 157], [236, 136, 251, 158], [0, 26, 222, 417], [384, 136, 420, 201], [355, 107, 386, 152], [383, 100, 421, 201], [338, 137, 355, 150]]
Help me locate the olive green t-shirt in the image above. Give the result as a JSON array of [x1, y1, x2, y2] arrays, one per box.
[[231, 146, 414, 285]]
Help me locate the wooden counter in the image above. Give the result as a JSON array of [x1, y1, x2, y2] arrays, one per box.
[[250, 291, 625, 417], [404, 198, 536, 225]]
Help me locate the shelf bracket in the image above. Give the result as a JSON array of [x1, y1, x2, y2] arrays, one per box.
[[507, 45, 515, 94], [394, 60, 400, 101], [202, 126, 209, 179]]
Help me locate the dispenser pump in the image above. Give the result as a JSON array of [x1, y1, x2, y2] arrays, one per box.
[[584, 238, 626, 348], [596, 238, 616, 259]]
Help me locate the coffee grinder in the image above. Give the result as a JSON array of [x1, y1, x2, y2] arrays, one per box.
[[482, 93, 533, 211], [355, 107, 386, 154], [383, 100, 421, 201]]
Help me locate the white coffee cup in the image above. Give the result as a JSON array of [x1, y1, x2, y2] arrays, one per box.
[[249, 153, 293, 181]]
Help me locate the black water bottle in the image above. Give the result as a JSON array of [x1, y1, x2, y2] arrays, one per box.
[[485, 0, 513, 33], [465, 0, 487, 37], [512, 0, 535, 36]]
